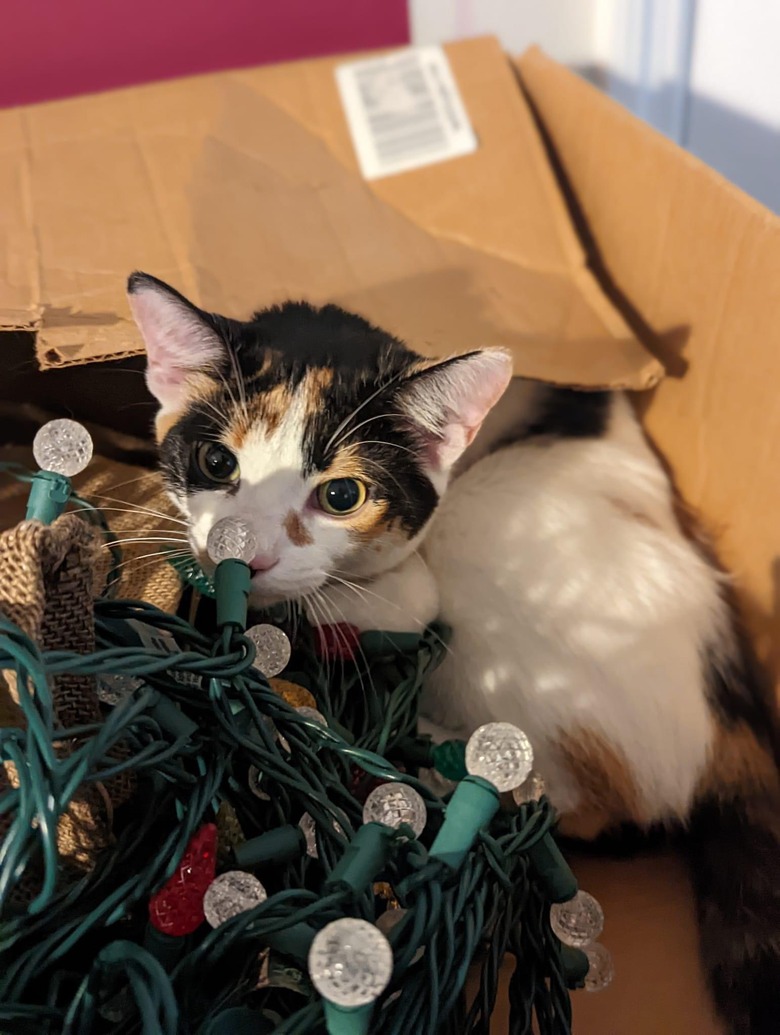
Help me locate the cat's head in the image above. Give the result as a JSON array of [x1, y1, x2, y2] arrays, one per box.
[[127, 272, 511, 606]]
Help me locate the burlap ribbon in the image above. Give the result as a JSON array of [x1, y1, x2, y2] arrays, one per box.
[[0, 514, 135, 900]]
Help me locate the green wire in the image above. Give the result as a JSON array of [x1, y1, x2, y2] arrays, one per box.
[[0, 465, 576, 1034]]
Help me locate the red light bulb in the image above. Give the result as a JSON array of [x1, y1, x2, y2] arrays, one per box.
[[148, 823, 218, 936]]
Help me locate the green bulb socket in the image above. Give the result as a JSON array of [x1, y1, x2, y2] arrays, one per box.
[[359, 630, 422, 655], [397, 736, 435, 769], [429, 775, 500, 870], [265, 921, 317, 962], [234, 825, 306, 867], [25, 470, 71, 525], [322, 1000, 376, 1035], [324, 822, 394, 895], [143, 923, 186, 969], [560, 944, 590, 988], [526, 831, 578, 903], [214, 559, 252, 631], [432, 739, 468, 781], [148, 693, 199, 740]]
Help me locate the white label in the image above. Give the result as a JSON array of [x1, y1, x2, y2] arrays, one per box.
[[335, 46, 478, 180]]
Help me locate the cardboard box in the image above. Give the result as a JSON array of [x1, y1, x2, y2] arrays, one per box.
[[4, 34, 779, 1034]]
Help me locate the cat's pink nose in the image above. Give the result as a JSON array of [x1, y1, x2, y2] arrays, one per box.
[[249, 553, 279, 574]]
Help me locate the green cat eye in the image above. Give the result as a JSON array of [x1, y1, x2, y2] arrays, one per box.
[[317, 478, 367, 515], [195, 442, 240, 484]]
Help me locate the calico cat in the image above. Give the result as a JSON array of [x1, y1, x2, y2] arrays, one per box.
[[128, 270, 780, 1034]]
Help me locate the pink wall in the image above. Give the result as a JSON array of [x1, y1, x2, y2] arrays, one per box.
[[0, 0, 410, 108]]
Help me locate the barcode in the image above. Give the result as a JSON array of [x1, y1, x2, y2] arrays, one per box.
[[336, 47, 478, 180]]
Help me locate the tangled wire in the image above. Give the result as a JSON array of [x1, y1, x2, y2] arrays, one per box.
[[0, 549, 575, 1035]]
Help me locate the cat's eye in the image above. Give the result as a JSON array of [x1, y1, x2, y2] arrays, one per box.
[[316, 478, 367, 515], [195, 442, 239, 484]]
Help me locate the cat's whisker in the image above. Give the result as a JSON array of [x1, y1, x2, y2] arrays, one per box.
[[323, 368, 409, 458], [93, 510, 188, 531], [100, 527, 189, 536], [328, 572, 418, 625], [330, 566, 453, 659], [84, 473, 157, 495], [315, 589, 359, 700], [328, 411, 408, 455], [108, 549, 193, 577], [226, 345, 250, 425], [357, 439, 419, 455], [311, 584, 377, 703], [196, 394, 233, 431], [350, 456, 409, 499], [102, 536, 191, 549], [83, 497, 188, 525], [303, 590, 336, 692], [309, 586, 353, 695]]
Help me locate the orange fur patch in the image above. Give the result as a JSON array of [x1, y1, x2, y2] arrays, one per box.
[[695, 722, 780, 802], [345, 500, 392, 542], [228, 382, 293, 448], [226, 368, 334, 449], [318, 445, 394, 542], [154, 374, 218, 443], [284, 510, 313, 547], [556, 728, 649, 839]]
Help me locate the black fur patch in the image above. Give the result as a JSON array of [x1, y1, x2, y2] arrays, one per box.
[[156, 298, 440, 537], [688, 794, 780, 1034], [701, 592, 780, 767], [524, 387, 611, 439]]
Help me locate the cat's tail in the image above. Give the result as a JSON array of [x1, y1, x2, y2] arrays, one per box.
[[688, 763, 780, 1033]]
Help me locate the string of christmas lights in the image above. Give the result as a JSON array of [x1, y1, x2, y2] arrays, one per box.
[[0, 421, 613, 1035]]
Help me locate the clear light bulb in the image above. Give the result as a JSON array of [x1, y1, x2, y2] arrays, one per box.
[[465, 722, 534, 792], [295, 705, 328, 726], [583, 942, 614, 992], [362, 783, 427, 838], [550, 890, 605, 947], [206, 516, 257, 564], [202, 870, 267, 928], [32, 418, 93, 477], [246, 623, 291, 677], [308, 917, 394, 1008], [299, 811, 344, 859], [511, 769, 546, 805]]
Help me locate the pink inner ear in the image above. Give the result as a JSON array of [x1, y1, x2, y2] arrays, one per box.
[[414, 350, 513, 471], [146, 364, 193, 407], [128, 286, 223, 411]]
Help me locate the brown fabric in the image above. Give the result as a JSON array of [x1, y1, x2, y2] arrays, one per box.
[[0, 444, 186, 903], [0, 514, 133, 901], [1, 446, 184, 612]]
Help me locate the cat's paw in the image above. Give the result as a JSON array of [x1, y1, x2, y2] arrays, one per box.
[[306, 555, 439, 633]]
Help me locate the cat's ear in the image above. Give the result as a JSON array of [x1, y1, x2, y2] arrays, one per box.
[[127, 272, 225, 412], [398, 349, 512, 471]]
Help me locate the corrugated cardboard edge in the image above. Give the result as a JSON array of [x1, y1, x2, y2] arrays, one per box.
[[1, 38, 664, 391], [517, 45, 780, 700]]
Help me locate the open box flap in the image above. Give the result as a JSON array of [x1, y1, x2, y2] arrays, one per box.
[[0, 37, 662, 390], [518, 45, 780, 691]]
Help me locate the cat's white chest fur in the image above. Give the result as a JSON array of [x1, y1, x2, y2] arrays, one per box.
[[421, 395, 719, 821], [307, 390, 721, 823]]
